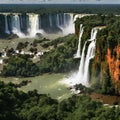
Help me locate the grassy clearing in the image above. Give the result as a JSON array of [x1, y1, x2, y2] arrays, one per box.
[[0, 73, 72, 101]]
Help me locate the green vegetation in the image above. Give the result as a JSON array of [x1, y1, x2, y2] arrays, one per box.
[[1, 34, 79, 77], [16, 42, 29, 50], [1, 4, 120, 15], [37, 34, 79, 73], [1, 55, 39, 77], [101, 65, 115, 95], [0, 81, 120, 120]]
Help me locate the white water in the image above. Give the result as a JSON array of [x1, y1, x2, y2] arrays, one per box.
[[2, 13, 75, 38], [74, 24, 84, 58], [12, 14, 25, 37], [61, 28, 98, 87], [83, 41, 96, 86], [83, 28, 98, 85], [89, 28, 98, 41], [27, 14, 39, 37], [78, 28, 98, 86], [78, 41, 87, 80], [56, 14, 60, 27], [49, 14, 53, 27], [61, 13, 74, 35], [5, 15, 10, 34], [27, 14, 44, 37]]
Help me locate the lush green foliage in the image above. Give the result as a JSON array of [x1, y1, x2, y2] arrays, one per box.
[[1, 4, 120, 15], [16, 42, 29, 50], [0, 81, 120, 120], [1, 55, 39, 77], [1, 34, 79, 76], [37, 34, 79, 73]]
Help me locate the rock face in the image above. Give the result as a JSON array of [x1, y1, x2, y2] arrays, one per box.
[[106, 46, 120, 93]]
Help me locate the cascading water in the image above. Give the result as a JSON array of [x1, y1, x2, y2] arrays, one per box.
[[61, 13, 74, 35], [56, 14, 60, 27], [78, 28, 98, 86], [1, 13, 74, 38], [27, 14, 39, 37], [63, 28, 98, 87], [78, 41, 87, 79], [12, 14, 25, 37], [5, 15, 10, 34], [49, 14, 53, 27], [89, 28, 98, 41], [74, 24, 84, 58], [83, 40, 96, 86]]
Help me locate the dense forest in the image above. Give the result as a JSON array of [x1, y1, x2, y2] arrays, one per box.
[[0, 81, 120, 120], [1, 34, 79, 76], [1, 4, 120, 14]]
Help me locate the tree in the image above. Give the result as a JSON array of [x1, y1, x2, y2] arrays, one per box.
[[101, 65, 115, 94]]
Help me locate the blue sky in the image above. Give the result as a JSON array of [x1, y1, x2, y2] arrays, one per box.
[[0, 0, 120, 4]]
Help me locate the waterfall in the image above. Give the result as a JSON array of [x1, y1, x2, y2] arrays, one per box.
[[78, 41, 87, 79], [27, 14, 39, 37], [89, 28, 98, 41], [49, 14, 53, 27], [56, 14, 60, 27], [39, 16, 42, 29], [76, 28, 98, 86], [83, 29, 98, 85], [60, 13, 74, 35], [83, 41, 96, 86], [12, 14, 25, 37], [1, 13, 74, 38], [5, 15, 10, 34], [74, 24, 84, 58], [63, 13, 66, 27]]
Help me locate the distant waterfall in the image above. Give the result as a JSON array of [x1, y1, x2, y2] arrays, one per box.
[[27, 14, 40, 37], [63, 13, 66, 26], [5, 15, 10, 34], [1, 13, 75, 38], [74, 24, 84, 58], [39, 16, 42, 29], [56, 14, 60, 27], [12, 14, 25, 37], [49, 14, 53, 27]]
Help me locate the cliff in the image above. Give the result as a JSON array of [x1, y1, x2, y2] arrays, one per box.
[[106, 46, 120, 93], [75, 14, 120, 94]]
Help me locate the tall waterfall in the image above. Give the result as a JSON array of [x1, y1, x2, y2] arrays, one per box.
[[83, 40, 96, 86], [5, 15, 10, 34], [74, 24, 84, 58], [78, 28, 98, 86], [78, 41, 87, 79]]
